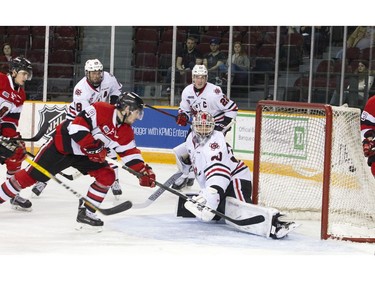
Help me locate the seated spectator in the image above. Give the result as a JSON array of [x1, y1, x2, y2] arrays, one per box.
[[300, 26, 329, 58], [164, 36, 202, 92], [336, 26, 375, 59], [203, 38, 227, 85], [0, 43, 16, 74], [219, 41, 251, 85], [330, 60, 374, 108]]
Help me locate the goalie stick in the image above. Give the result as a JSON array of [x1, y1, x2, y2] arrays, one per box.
[[122, 164, 264, 226], [132, 172, 183, 209], [24, 156, 132, 215]]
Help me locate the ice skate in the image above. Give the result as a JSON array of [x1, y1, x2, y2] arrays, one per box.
[[111, 179, 122, 199], [31, 182, 47, 197], [270, 213, 299, 239], [10, 194, 32, 212], [76, 207, 103, 232]]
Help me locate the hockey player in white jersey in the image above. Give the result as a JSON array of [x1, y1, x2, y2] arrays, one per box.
[[30, 59, 124, 199], [173, 64, 238, 189], [180, 112, 297, 239]]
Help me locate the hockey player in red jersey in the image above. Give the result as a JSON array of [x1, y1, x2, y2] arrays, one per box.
[[173, 64, 238, 189], [181, 111, 297, 239], [0, 92, 156, 228], [361, 95, 375, 175], [0, 57, 33, 209], [31, 59, 124, 198]]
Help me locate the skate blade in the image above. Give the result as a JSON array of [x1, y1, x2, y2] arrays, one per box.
[[113, 194, 121, 201], [11, 204, 32, 212], [75, 222, 103, 233]]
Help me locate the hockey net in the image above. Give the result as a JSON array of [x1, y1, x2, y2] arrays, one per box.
[[252, 100, 375, 242]]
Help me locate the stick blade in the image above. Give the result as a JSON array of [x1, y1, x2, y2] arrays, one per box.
[[98, 200, 133, 215]]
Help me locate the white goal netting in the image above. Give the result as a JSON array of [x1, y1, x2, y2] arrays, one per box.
[[254, 102, 375, 242]]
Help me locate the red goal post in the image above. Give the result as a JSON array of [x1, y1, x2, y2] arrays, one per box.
[[252, 100, 375, 243]]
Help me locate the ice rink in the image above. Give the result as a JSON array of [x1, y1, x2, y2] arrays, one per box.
[[0, 162, 374, 280]]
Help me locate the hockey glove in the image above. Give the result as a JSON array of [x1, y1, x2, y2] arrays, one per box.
[[139, 164, 156, 187], [176, 112, 189, 126], [0, 137, 22, 164], [130, 162, 156, 187], [83, 139, 107, 163]]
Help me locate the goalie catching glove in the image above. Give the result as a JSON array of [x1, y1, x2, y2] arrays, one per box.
[[130, 162, 156, 187], [82, 139, 107, 163], [363, 130, 375, 157]]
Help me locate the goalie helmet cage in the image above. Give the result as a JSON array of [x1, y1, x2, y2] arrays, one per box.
[[252, 100, 375, 243]]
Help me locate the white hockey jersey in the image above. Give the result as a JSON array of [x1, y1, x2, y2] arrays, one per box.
[[186, 130, 251, 195], [67, 71, 122, 120], [179, 82, 238, 124]]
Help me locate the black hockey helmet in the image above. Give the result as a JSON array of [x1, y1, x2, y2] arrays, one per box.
[[9, 56, 33, 80], [116, 92, 145, 120]]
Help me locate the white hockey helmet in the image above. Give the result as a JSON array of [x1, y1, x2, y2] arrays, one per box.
[[192, 64, 208, 77], [85, 59, 103, 72], [85, 59, 104, 87], [192, 111, 215, 144]]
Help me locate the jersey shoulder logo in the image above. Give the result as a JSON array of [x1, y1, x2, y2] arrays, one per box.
[[209, 141, 220, 150]]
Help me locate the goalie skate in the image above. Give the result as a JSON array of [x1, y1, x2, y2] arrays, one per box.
[[270, 214, 300, 239], [10, 195, 32, 212]]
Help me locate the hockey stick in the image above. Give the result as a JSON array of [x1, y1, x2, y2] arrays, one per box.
[[24, 156, 132, 215], [10, 122, 49, 142], [145, 104, 192, 125], [132, 172, 182, 209], [122, 164, 264, 226]]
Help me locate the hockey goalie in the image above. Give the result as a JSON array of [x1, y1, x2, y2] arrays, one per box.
[[175, 111, 298, 239]]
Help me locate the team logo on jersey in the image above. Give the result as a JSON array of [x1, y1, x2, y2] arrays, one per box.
[[209, 142, 220, 150], [38, 105, 67, 140], [75, 89, 82, 96], [214, 88, 221, 94]]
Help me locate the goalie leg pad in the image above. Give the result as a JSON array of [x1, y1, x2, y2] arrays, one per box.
[[173, 143, 192, 175], [225, 197, 279, 238]]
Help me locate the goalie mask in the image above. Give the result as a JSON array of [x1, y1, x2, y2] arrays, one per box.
[[116, 92, 144, 124], [192, 111, 215, 144], [85, 59, 104, 87]]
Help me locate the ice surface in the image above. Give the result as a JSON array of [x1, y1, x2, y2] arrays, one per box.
[[0, 163, 374, 280]]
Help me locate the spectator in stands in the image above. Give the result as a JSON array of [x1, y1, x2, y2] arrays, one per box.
[[203, 38, 227, 85], [0, 43, 16, 74], [164, 36, 203, 93], [330, 60, 374, 108], [219, 41, 251, 85], [336, 26, 375, 59], [300, 26, 329, 58]]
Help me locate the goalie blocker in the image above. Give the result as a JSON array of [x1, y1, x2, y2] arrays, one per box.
[[176, 195, 298, 239]]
